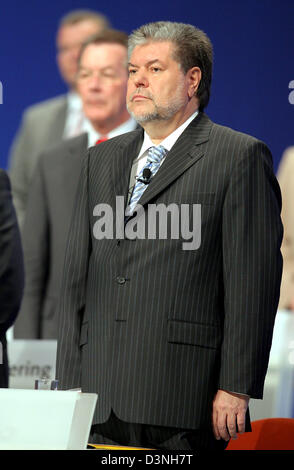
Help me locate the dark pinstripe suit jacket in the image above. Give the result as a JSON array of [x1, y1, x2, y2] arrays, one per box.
[[56, 112, 283, 430]]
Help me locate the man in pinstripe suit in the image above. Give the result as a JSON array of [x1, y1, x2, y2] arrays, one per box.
[[56, 22, 283, 450]]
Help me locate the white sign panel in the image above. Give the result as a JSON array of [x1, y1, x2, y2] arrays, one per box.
[[0, 389, 97, 449]]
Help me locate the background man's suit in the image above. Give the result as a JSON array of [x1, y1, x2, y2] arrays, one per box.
[[13, 133, 88, 339], [8, 95, 67, 227], [277, 146, 294, 309], [0, 170, 24, 387], [56, 112, 282, 431]]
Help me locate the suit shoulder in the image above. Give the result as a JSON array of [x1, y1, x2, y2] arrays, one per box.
[[38, 133, 88, 170], [88, 128, 142, 160], [207, 120, 275, 177], [210, 121, 272, 160], [40, 133, 87, 158], [23, 95, 67, 121], [91, 128, 142, 150], [211, 121, 263, 147]]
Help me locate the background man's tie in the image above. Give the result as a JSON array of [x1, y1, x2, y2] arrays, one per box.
[[95, 136, 108, 145], [126, 145, 167, 216]]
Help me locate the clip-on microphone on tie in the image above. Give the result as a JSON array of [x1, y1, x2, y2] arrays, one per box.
[[137, 168, 152, 184]]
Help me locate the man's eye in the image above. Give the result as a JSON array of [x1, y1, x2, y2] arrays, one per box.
[[102, 72, 115, 78], [128, 69, 137, 75], [79, 72, 90, 79], [151, 67, 161, 72]]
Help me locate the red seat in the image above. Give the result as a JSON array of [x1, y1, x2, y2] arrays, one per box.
[[226, 418, 294, 450]]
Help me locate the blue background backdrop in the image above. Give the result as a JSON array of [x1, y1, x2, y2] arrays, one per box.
[[1, 0, 293, 172]]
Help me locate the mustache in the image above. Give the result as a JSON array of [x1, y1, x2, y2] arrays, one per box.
[[129, 89, 153, 101]]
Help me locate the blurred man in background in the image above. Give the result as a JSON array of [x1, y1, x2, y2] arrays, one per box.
[[13, 30, 137, 339], [0, 170, 24, 387], [8, 9, 110, 227]]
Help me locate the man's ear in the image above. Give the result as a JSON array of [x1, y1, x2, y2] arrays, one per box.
[[187, 67, 201, 98]]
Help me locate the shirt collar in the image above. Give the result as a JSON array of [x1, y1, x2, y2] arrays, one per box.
[[138, 110, 199, 159], [108, 117, 137, 139], [86, 116, 137, 148], [66, 91, 83, 111]]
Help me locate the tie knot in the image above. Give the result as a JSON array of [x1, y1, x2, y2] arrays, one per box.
[[147, 145, 167, 165]]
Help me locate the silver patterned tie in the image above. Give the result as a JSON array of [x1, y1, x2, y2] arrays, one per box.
[[126, 145, 167, 216]]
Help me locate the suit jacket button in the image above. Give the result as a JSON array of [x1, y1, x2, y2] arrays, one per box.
[[116, 276, 126, 285]]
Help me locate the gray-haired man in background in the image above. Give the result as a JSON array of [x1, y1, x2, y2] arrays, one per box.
[[13, 30, 137, 340], [8, 9, 110, 227]]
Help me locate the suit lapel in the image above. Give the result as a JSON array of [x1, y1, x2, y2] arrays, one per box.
[[109, 113, 212, 210], [111, 128, 144, 201], [138, 112, 212, 208]]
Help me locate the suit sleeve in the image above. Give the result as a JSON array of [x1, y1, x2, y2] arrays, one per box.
[[0, 171, 24, 334], [219, 140, 283, 399], [55, 150, 91, 389], [13, 157, 49, 338]]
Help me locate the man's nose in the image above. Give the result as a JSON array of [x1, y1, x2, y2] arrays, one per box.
[[87, 73, 103, 90], [133, 70, 148, 87]]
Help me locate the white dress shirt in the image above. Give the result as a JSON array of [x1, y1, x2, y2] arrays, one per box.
[[135, 110, 199, 177], [85, 116, 137, 148], [63, 91, 90, 138]]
